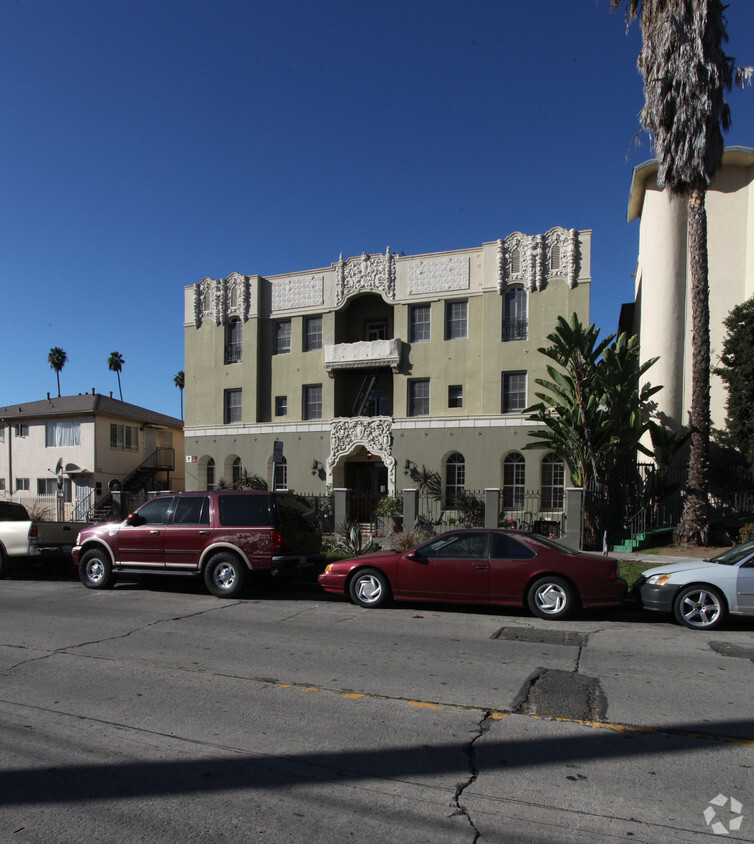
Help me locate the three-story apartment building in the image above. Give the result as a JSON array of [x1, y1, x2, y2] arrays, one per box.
[[183, 230, 591, 514]]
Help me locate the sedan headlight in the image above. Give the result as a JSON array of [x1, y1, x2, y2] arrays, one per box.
[[76, 532, 82, 545], [645, 573, 672, 585], [323, 563, 333, 574]]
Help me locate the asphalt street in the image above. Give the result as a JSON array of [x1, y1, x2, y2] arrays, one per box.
[[0, 567, 752, 842]]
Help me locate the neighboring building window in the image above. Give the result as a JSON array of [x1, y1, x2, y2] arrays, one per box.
[[303, 384, 322, 420], [275, 396, 288, 416], [409, 304, 431, 343], [0, 426, 4, 443], [541, 453, 565, 510], [274, 320, 291, 354], [408, 379, 430, 416], [445, 300, 468, 340], [303, 316, 323, 351], [14, 424, 29, 437], [448, 385, 463, 408], [224, 389, 242, 424], [16, 478, 30, 491], [110, 424, 139, 450], [445, 452, 465, 508], [502, 287, 528, 341], [206, 458, 215, 491], [231, 457, 242, 487], [366, 320, 388, 340], [225, 317, 242, 364], [502, 372, 527, 413], [37, 477, 73, 502], [0, 479, 5, 491], [45, 421, 81, 447], [273, 456, 287, 490], [503, 453, 525, 508]]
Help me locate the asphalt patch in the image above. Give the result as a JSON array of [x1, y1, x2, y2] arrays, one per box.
[[491, 627, 588, 648], [710, 641, 754, 662], [513, 668, 607, 721]]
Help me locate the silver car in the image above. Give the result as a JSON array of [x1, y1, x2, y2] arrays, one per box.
[[635, 539, 754, 630]]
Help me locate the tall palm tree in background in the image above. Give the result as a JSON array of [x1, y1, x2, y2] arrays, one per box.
[[612, 0, 744, 544], [174, 370, 185, 420], [108, 352, 125, 401], [48, 347, 67, 397]]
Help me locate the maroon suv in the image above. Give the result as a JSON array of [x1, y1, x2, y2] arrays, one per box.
[[73, 491, 322, 598]]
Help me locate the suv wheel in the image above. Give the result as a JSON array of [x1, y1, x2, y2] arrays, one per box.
[[204, 552, 247, 598], [79, 548, 116, 590]]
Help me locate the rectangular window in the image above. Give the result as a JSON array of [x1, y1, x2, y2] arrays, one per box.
[[274, 320, 291, 354], [445, 300, 467, 340], [448, 385, 463, 408], [366, 320, 388, 341], [274, 461, 288, 490], [110, 424, 139, 450], [502, 372, 527, 413], [408, 379, 430, 416], [0, 479, 5, 491], [45, 421, 81, 448], [224, 389, 242, 424], [275, 396, 288, 417], [14, 424, 29, 437], [409, 304, 431, 343], [16, 478, 30, 491], [303, 316, 323, 351], [0, 427, 4, 443], [303, 384, 322, 420]]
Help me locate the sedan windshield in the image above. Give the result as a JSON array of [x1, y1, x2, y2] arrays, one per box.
[[706, 539, 754, 566]]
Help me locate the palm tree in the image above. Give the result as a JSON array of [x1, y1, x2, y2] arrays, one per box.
[[612, 0, 739, 544], [48, 347, 67, 397], [108, 352, 125, 401], [174, 370, 185, 420]]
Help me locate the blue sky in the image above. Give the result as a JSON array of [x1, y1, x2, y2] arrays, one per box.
[[2, 0, 753, 419]]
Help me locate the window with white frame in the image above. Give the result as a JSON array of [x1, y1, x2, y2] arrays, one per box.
[[16, 478, 30, 491], [303, 316, 323, 351], [303, 384, 322, 420], [206, 458, 215, 491], [408, 379, 430, 416], [274, 320, 291, 354], [503, 452, 525, 508], [275, 396, 288, 416], [502, 287, 528, 341], [37, 477, 73, 502], [502, 372, 527, 413], [225, 317, 242, 364], [273, 456, 287, 490], [541, 453, 565, 510], [45, 421, 81, 448], [445, 452, 465, 508], [445, 300, 468, 340], [409, 304, 431, 343], [231, 457, 242, 487]]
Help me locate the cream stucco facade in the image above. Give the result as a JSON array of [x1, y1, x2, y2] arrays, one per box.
[[627, 146, 754, 433], [183, 232, 591, 511]]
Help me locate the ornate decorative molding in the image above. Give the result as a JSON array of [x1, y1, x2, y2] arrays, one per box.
[[327, 416, 396, 491], [270, 275, 324, 312], [407, 254, 470, 295], [335, 248, 395, 306], [496, 228, 580, 292], [193, 275, 251, 327]]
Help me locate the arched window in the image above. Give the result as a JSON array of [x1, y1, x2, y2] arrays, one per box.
[[273, 456, 287, 490], [206, 458, 215, 491], [510, 246, 521, 275], [541, 453, 565, 510], [502, 287, 527, 341], [224, 317, 242, 364], [231, 457, 242, 488], [445, 452, 465, 508], [503, 453, 525, 508]]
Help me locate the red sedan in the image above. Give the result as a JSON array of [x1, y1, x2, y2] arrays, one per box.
[[319, 529, 626, 619]]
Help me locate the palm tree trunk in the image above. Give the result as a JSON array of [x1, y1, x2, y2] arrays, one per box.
[[677, 186, 711, 544]]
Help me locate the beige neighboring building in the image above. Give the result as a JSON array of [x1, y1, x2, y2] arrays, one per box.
[[183, 231, 591, 516], [0, 393, 184, 520], [625, 146, 754, 433]]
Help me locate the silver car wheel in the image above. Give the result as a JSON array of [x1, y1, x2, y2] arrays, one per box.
[[675, 586, 724, 629], [534, 583, 567, 614], [355, 574, 382, 604], [527, 575, 574, 620], [348, 568, 390, 608], [86, 559, 104, 584]]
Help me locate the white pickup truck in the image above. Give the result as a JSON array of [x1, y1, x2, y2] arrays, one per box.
[[0, 501, 81, 577]]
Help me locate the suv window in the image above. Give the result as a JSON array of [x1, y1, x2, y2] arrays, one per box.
[[218, 494, 271, 526], [274, 494, 319, 533], [133, 497, 174, 525], [173, 496, 210, 525]]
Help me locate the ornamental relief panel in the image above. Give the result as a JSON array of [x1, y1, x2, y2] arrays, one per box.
[[193, 274, 251, 327], [327, 416, 396, 490], [270, 275, 324, 312], [335, 248, 396, 306], [407, 255, 470, 295], [496, 227, 580, 293]]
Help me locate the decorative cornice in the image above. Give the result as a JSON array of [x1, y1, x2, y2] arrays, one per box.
[[335, 248, 395, 306], [496, 228, 580, 292], [407, 254, 470, 295], [193, 274, 251, 327], [270, 275, 324, 312]]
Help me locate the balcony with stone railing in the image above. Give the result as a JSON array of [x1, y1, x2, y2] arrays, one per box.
[[324, 338, 402, 375]]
